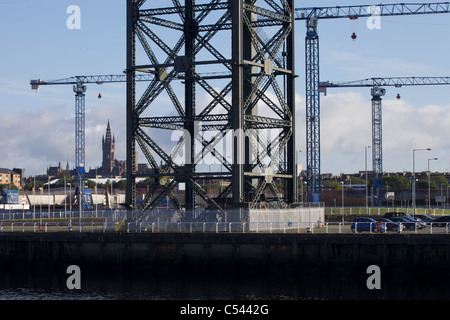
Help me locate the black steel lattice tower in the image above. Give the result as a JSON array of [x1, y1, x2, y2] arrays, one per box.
[[305, 17, 320, 203], [126, 0, 296, 221], [371, 86, 384, 206]]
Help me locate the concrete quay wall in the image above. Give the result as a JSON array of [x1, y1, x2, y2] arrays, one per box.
[[0, 233, 448, 275]]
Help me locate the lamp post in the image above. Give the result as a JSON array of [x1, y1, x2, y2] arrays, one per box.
[[340, 181, 344, 223], [67, 183, 72, 227], [296, 150, 301, 203], [48, 176, 50, 219], [64, 175, 67, 218], [365, 146, 370, 215], [95, 167, 98, 218], [428, 157, 438, 214], [413, 148, 431, 215], [39, 187, 43, 226], [301, 180, 306, 205], [33, 176, 36, 220]]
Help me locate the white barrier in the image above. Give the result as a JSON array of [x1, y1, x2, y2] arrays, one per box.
[[248, 207, 325, 232]]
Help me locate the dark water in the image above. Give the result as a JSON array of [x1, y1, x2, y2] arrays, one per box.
[[0, 268, 448, 300]]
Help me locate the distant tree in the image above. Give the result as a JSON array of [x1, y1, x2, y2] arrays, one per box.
[[383, 175, 410, 190], [0, 184, 18, 191], [430, 172, 448, 188], [113, 180, 127, 189], [416, 179, 436, 189], [348, 177, 365, 185], [323, 181, 344, 190]]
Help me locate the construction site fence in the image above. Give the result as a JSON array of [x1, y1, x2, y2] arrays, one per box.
[[327, 206, 450, 216], [0, 221, 449, 234]]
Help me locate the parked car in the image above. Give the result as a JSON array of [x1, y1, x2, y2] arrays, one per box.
[[413, 214, 435, 225], [384, 212, 414, 219], [404, 216, 427, 228], [431, 215, 450, 227], [389, 216, 426, 230], [351, 218, 386, 233], [373, 217, 404, 232]]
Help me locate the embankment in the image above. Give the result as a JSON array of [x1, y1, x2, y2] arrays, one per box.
[[0, 232, 448, 277]]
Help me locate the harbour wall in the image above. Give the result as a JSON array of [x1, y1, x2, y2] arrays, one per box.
[[0, 232, 448, 276]]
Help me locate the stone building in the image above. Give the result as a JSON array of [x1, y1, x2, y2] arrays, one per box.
[[0, 168, 21, 189]]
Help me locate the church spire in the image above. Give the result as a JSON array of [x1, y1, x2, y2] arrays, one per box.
[[105, 119, 112, 143], [102, 119, 115, 177]]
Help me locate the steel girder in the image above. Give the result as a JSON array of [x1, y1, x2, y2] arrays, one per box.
[[74, 83, 86, 209], [126, 0, 296, 221], [371, 87, 384, 207], [298, 4, 450, 204], [305, 19, 320, 203], [320, 76, 450, 206], [295, 3, 450, 20]]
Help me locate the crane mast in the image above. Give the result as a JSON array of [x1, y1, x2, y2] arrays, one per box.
[[30, 2, 450, 212], [74, 83, 87, 209], [30, 74, 155, 209], [320, 76, 450, 206], [295, 2, 450, 203]]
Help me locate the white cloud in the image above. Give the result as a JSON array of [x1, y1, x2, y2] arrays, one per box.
[[0, 101, 126, 176], [323, 50, 439, 79], [321, 92, 371, 153], [302, 91, 450, 174], [3, 87, 450, 177]]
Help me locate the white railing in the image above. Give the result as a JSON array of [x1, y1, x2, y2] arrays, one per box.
[[0, 221, 448, 234]]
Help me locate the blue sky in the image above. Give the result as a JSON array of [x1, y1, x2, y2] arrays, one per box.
[[1, 0, 450, 177]]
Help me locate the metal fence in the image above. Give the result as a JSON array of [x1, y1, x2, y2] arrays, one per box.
[[327, 207, 450, 217], [0, 221, 449, 234]]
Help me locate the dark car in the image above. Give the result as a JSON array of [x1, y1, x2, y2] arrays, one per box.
[[351, 218, 386, 233], [431, 215, 450, 227], [384, 212, 414, 219], [389, 216, 425, 230], [373, 217, 403, 232], [413, 214, 435, 225]]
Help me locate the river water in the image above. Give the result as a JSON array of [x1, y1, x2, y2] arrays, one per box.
[[0, 268, 448, 300]]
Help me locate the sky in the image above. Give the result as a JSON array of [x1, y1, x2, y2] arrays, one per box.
[[0, 0, 450, 177]]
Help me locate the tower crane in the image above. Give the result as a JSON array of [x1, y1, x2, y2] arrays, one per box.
[[320, 76, 450, 205], [30, 74, 154, 209], [295, 2, 450, 202], [30, 71, 224, 210]]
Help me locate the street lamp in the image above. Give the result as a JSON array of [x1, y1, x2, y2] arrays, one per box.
[[428, 157, 438, 214], [413, 148, 431, 215], [48, 176, 51, 219], [296, 150, 301, 203], [33, 176, 36, 220], [301, 181, 306, 205], [365, 145, 370, 215], [67, 183, 72, 226], [64, 176, 67, 218], [39, 187, 43, 226], [340, 181, 344, 223]]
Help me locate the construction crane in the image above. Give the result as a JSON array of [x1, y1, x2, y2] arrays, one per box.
[[295, 2, 450, 202], [320, 76, 450, 206], [30, 71, 224, 210], [30, 74, 154, 209]]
